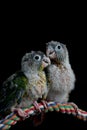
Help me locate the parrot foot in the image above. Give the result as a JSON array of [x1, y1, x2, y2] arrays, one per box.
[[11, 108, 28, 118], [68, 102, 78, 110], [41, 100, 48, 109], [33, 101, 41, 113]]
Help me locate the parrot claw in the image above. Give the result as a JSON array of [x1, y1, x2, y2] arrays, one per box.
[[68, 102, 78, 110], [41, 100, 48, 109], [12, 108, 28, 118], [33, 101, 41, 113]]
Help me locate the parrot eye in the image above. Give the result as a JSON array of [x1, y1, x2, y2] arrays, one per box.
[[56, 44, 62, 50], [57, 45, 61, 49], [58, 45, 61, 49], [34, 55, 41, 61]]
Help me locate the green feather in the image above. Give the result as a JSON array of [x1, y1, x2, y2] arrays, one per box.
[[0, 71, 28, 117]]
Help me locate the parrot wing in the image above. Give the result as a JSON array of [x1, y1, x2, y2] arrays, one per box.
[[0, 71, 28, 114]]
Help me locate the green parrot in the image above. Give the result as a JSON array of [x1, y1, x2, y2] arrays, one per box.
[[0, 51, 50, 119]]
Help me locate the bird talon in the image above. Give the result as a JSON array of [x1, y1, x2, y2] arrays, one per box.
[[41, 100, 48, 109], [12, 108, 27, 118], [68, 102, 78, 110], [33, 101, 41, 113]]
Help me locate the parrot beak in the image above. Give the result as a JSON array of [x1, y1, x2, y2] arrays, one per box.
[[46, 48, 56, 59], [42, 56, 51, 68]]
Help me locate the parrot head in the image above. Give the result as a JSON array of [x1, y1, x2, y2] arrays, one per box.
[[46, 41, 68, 64], [21, 51, 51, 72]]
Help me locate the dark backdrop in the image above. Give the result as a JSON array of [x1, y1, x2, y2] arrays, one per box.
[[0, 4, 87, 129]]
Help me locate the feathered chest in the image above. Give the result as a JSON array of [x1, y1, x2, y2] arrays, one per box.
[[26, 71, 47, 98], [47, 64, 72, 89]]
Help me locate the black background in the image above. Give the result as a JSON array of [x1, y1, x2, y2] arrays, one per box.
[[0, 3, 87, 129]]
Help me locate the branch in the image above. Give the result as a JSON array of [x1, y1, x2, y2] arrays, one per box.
[[0, 101, 87, 130]]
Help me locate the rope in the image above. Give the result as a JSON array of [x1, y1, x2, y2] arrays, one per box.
[[0, 102, 87, 130]]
